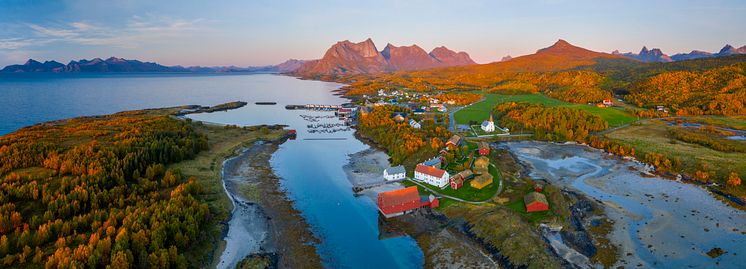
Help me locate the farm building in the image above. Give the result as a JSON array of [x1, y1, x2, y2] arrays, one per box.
[[450, 169, 474, 190], [377, 186, 439, 218], [524, 192, 549, 212], [450, 176, 464, 190], [414, 164, 450, 188], [470, 173, 493, 189], [383, 166, 406, 181], [478, 142, 490, 156], [474, 156, 490, 174], [446, 135, 462, 148]]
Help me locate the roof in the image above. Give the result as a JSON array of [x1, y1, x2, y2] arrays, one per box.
[[457, 169, 474, 179], [379, 186, 421, 208], [416, 164, 447, 178], [524, 192, 549, 206], [447, 135, 461, 144], [385, 165, 406, 175], [474, 156, 490, 167], [450, 176, 464, 185], [422, 158, 441, 166]]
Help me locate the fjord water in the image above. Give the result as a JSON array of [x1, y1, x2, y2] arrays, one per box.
[[0, 73, 424, 268]]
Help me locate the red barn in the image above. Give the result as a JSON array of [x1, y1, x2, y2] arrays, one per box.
[[450, 176, 464, 190], [478, 142, 490, 156], [524, 192, 549, 213]]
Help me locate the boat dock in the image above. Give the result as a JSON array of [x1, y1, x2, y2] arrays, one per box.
[[286, 104, 343, 111]]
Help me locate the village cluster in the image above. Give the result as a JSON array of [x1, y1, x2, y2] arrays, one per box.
[[295, 89, 552, 219]]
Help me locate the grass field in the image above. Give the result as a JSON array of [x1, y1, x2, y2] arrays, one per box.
[[454, 93, 637, 128], [604, 120, 746, 195]]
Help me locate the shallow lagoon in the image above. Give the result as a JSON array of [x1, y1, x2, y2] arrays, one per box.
[[506, 141, 746, 268]]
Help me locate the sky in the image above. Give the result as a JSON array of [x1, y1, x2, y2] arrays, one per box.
[[1, 0, 745, 67]]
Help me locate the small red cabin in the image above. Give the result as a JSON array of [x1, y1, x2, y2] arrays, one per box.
[[478, 142, 490, 156], [524, 192, 549, 213]]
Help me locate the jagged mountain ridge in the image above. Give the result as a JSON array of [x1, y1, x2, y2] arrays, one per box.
[[293, 38, 476, 76], [615, 44, 746, 62]]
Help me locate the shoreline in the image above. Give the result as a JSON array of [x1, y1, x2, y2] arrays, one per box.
[[216, 136, 323, 268]]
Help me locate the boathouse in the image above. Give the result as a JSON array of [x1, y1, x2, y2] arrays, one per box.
[[377, 186, 439, 218], [524, 192, 549, 212], [414, 164, 450, 188]]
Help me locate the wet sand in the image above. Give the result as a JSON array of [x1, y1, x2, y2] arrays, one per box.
[[218, 139, 322, 269], [506, 141, 746, 268]]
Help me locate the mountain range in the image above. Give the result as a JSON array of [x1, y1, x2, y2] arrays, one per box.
[[613, 44, 746, 62], [293, 38, 476, 76], [0, 57, 306, 73]]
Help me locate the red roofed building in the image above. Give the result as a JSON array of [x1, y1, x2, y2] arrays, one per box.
[[478, 142, 490, 156], [524, 192, 549, 213], [377, 186, 439, 218], [414, 164, 450, 188]]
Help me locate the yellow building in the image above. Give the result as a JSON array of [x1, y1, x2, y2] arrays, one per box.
[[470, 174, 493, 189], [474, 156, 489, 174]]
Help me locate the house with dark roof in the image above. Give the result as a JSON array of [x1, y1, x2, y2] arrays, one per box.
[[422, 157, 442, 169], [383, 165, 406, 181]]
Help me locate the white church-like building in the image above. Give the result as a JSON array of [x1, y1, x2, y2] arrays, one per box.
[[481, 114, 495, 133]]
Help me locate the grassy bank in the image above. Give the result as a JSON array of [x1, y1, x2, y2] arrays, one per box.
[[169, 122, 287, 267], [604, 120, 746, 197]]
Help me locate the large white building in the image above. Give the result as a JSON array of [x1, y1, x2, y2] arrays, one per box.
[[481, 114, 495, 133], [414, 164, 450, 188], [383, 166, 406, 181]]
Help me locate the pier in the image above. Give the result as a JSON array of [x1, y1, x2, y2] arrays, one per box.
[[286, 104, 343, 111]]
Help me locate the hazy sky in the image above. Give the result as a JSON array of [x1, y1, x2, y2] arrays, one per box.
[[1, 0, 745, 67]]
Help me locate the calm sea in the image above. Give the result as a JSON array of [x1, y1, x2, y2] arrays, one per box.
[[0, 73, 424, 268]]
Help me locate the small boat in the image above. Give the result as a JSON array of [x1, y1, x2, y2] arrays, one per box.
[[255, 102, 277, 105]]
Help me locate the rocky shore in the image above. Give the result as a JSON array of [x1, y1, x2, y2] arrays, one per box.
[[219, 138, 322, 269]]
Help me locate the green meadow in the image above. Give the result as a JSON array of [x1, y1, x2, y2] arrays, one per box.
[[454, 93, 637, 128]]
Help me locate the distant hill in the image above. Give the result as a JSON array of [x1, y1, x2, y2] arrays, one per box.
[[292, 38, 476, 76], [1, 57, 306, 73], [404, 39, 630, 78]]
